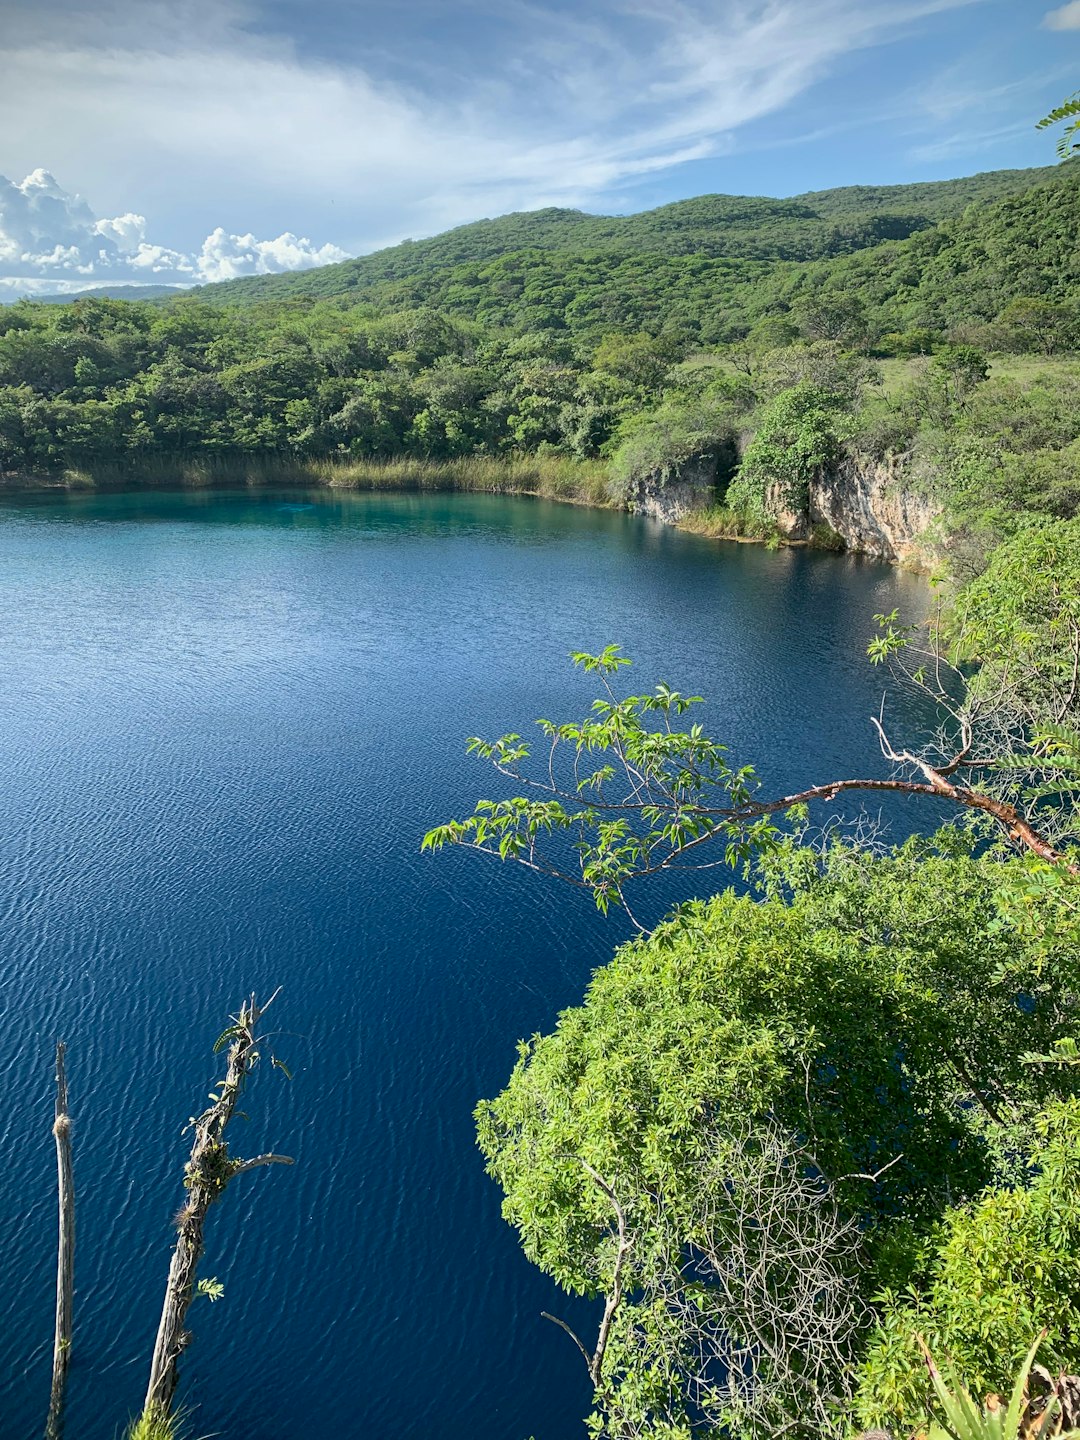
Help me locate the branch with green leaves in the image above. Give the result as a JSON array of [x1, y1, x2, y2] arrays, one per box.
[[423, 647, 1076, 918], [1038, 91, 1080, 160]]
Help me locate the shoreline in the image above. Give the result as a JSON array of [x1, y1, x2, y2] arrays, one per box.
[[0, 460, 921, 566]]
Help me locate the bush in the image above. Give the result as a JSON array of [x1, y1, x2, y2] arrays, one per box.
[[856, 1102, 1080, 1436], [608, 396, 739, 500], [727, 382, 849, 519]]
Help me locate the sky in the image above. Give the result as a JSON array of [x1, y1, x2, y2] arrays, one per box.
[[0, 0, 1076, 298]]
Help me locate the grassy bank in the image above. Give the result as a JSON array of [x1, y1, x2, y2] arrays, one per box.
[[674, 503, 776, 543], [0, 452, 615, 506], [308, 453, 614, 505]]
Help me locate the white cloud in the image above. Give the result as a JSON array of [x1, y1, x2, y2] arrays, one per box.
[[128, 242, 194, 273], [197, 227, 349, 282], [0, 276, 132, 300], [0, 0, 984, 274], [908, 119, 1034, 164], [900, 55, 1078, 166], [0, 169, 105, 266], [93, 212, 147, 251], [1045, 1, 1080, 28], [0, 169, 352, 296]]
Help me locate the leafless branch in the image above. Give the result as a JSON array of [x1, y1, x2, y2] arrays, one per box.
[[541, 1312, 594, 1372], [230, 1153, 295, 1175]]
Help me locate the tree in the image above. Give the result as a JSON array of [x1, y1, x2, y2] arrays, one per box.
[[474, 839, 1076, 1439], [950, 519, 1080, 736], [536, 1123, 869, 1440], [46, 1043, 73, 1440], [140, 994, 293, 1426], [607, 392, 739, 502], [856, 1101, 1080, 1436], [994, 297, 1077, 355], [34, 999, 293, 1440], [792, 291, 871, 348], [423, 611, 1076, 925], [725, 383, 846, 522], [590, 333, 683, 404], [921, 345, 989, 419], [425, 523, 1080, 1440]]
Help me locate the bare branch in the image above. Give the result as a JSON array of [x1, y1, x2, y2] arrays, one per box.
[[142, 994, 290, 1421], [541, 1312, 594, 1373], [45, 1042, 74, 1440], [231, 1153, 295, 1175]]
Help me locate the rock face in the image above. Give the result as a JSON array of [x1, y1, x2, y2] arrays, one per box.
[[626, 453, 721, 523], [627, 440, 741, 524], [776, 454, 940, 566], [631, 445, 939, 567]]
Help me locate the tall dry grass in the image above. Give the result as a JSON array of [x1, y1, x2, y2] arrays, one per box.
[[2, 452, 614, 508]]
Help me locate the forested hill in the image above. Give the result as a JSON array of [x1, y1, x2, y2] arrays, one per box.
[[4, 157, 1080, 509], [195, 164, 1065, 308]]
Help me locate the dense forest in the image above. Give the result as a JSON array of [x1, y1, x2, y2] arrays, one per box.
[[186, 164, 1067, 306], [8, 155, 1080, 1440]]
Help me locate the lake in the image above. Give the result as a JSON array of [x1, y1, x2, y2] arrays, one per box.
[[0, 488, 931, 1439]]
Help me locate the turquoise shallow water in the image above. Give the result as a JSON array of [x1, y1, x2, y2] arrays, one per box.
[[0, 489, 930, 1439]]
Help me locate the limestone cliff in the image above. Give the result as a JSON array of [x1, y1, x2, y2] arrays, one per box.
[[625, 453, 721, 523], [630, 447, 940, 567], [775, 453, 940, 566]]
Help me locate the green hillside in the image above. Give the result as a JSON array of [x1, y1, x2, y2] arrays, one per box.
[[34, 284, 190, 304], [194, 164, 1065, 309], [739, 161, 1080, 337], [159, 163, 1079, 348], [3, 158, 1080, 548]]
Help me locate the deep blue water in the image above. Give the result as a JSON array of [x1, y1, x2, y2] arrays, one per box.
[[0, 489, 931, 1440]]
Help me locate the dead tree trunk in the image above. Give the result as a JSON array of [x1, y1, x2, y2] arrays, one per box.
[[45, 1042, 74, 1440], [142, 995, 292, 1421]]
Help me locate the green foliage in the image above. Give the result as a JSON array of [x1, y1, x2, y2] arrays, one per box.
[[125, 1406, 181, 1440], [919, 1332, 1056, 1440], [994, 297, 1079, 356], [727, 383, 847, 519], [476, 840, 1080, 1438], [754, 166, 1080, 345], [607, 388, 741, 499], [949, 518, 1080, 729], [856, 1105, 1080, 1434], [435, 496, 1080, 1436], [792, 289, 871, 347], [423, 648, 775, 913], [178, 166, 1067, 311], [931, 345, 991, 407], [848, 365, 1080, 559], [1037, 93, 1080, 160]]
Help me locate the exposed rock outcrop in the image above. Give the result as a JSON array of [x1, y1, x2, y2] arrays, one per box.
[[627, 440, 742, 524], [632, 446, 940, 566], [626, 453, 721, 523], [797, 454, 940, 566]]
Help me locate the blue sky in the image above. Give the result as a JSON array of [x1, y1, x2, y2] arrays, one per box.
[[0, 0, 1076, 296]]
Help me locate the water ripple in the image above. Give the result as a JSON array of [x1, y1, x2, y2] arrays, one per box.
[[0, 489, 929, 1438]]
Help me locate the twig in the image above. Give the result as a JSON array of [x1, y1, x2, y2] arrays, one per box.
[[541, 1312, 594, 1372]]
